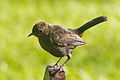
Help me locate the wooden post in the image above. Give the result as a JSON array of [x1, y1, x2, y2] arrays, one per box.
[[43, 65, 66, 80]]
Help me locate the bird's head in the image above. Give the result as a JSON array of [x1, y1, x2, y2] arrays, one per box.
[[28, 21, 48, 37]]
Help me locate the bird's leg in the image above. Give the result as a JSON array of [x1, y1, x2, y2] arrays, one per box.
[[61, 54, 72, 67], [52, 54, 71, 75], [54, 57, 63, 66], [51, 57, 63, 75]]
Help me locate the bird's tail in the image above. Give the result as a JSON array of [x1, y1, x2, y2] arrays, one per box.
[[75, 16, 107, 36]]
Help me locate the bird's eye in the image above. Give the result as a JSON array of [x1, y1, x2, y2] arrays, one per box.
[[39, 30, 42, 33]]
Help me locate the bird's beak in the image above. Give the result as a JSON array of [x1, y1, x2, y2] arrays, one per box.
[[28, 33, 34, 37]]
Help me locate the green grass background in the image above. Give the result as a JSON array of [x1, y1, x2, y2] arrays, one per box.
[[0, 0, 120, 80]]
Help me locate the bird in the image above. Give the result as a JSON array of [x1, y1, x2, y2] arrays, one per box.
[[28, 16, 107, 67]]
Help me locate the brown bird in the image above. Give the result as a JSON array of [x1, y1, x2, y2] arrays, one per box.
[[28, 16, 107, 67]]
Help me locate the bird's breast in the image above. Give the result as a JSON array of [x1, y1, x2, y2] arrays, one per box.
[[38, 36, 64, 57]]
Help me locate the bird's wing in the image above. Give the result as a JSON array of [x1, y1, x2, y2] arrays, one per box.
[[49, 31, 86, 47]]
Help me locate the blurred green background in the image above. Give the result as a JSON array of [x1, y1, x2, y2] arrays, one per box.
[[0, 0, 120, 80]]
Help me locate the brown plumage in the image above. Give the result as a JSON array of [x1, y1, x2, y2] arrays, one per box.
[[28, 16, 107, 67]]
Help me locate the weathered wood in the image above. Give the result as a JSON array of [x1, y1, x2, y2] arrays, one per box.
[[43, 65, 66, 80]]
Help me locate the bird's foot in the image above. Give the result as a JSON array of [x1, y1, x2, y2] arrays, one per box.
[[53, 65, 63, 71], [49, 65, 64, 76], [59, 65, 63, 70]]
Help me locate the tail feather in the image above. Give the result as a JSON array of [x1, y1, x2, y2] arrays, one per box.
[[76, 16, 107, 35]]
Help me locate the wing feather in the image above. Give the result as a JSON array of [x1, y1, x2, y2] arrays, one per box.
[[50, 30, 86, 47]]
